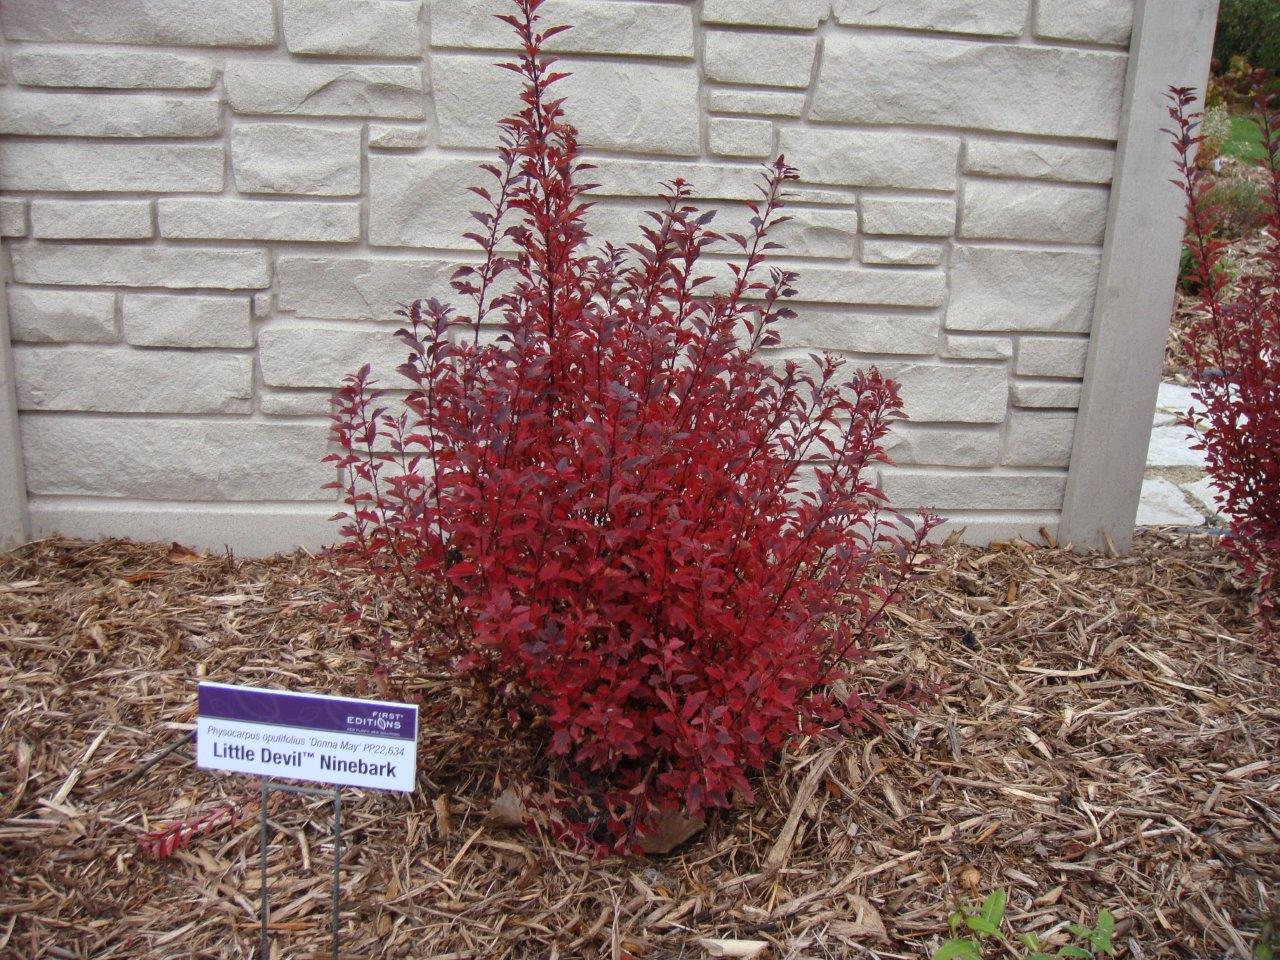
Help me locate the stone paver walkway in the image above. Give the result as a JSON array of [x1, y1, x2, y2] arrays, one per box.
[[1136, 382, 1223, 527]]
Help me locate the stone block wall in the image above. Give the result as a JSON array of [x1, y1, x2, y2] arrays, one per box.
[[0, 0, 1136, 552]]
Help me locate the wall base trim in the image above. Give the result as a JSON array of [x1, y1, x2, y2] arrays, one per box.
[[28, 499, 336, 556], [24, 498, 1060, 557]]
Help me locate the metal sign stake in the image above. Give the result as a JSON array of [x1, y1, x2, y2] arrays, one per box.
[[258, 779, 343, 960], [331, 786, 342, 955], [194, 681, 416, 959]]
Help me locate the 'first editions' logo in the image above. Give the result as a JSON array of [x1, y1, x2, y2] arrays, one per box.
[[345, 710, 403, 734]]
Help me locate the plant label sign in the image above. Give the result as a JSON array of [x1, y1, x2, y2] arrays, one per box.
[[196, 682, 418, 793]]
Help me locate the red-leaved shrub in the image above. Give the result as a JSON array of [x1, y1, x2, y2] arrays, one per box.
[[1169, 86, 1280, 640], [326, 0, 938, 849]]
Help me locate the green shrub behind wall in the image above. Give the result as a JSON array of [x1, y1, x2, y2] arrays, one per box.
[[1214, 0, 1280, 74]]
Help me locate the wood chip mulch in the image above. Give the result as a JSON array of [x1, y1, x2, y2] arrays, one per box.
[[1, 532, 1277, 959]]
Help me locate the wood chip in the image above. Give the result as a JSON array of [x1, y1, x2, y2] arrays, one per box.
[[1, 532, 1275, 958], [699, 938, 769, 958]]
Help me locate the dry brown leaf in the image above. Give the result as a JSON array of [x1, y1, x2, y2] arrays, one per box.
[[165, 543, 204, 565], [485, 787, 527, 829], [638, 809, 705, 855]]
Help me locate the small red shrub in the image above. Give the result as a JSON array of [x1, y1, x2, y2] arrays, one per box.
[[327, 0, 938, 849], [1168, 86, 1280, 640]]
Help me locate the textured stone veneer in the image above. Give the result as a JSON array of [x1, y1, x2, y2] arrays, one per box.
[[0, 0, 1135, 552]]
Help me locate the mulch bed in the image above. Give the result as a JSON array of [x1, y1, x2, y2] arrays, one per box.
[[2, 533, 1277, 959]]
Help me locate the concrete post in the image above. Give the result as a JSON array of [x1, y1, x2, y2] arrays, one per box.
[[1059, 0, 1220, 551], [0, 251, 30, 549]]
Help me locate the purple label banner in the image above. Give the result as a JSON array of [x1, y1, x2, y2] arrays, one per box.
[[198, 682, 417, 741]]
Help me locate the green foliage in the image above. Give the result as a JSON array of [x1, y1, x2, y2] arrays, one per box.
[[1214, 0, 1280, 75], [1201, 104, 1233, 163], [1205, 176, 1267, 237], [932, 890, 1116, 960], [1223, 114, 1267, 163], [1255, 916, 1279, 960], [1196, 106, 1265, 169], [1180, 244, 1237, 294], [1179, 243, 1195, 291]]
